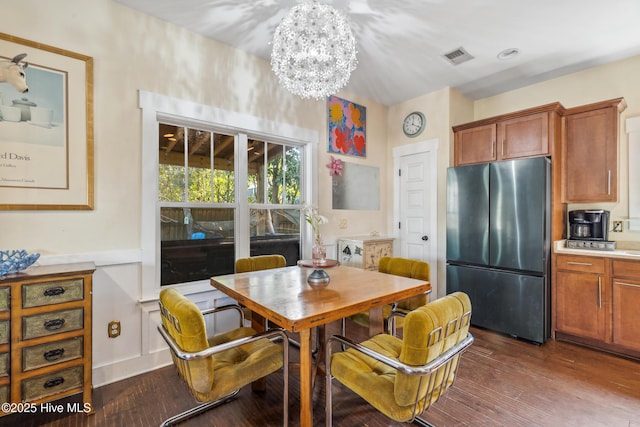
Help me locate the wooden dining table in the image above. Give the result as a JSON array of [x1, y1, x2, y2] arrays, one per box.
[[210, 262, 431, 427]]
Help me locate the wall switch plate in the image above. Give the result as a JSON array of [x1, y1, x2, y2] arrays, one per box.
[[612, 221, 623, 232], [108, 320, 121, 338]]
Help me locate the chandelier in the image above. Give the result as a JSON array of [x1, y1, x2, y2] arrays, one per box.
[[271, 0, 358, 100]]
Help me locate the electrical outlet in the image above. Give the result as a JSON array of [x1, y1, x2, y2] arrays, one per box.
[[612, 221, 623, 232], [108, 320, 121, 338]]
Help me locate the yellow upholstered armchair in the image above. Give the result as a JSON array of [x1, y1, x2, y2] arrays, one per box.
[[342, 256, 432, 335], [157, 288, 289, 426], [235, 254, 287, 273], [326, 292, 473, 426], [235, 254, 287, 325]]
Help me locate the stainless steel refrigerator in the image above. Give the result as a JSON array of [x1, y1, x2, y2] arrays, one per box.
[[446, 157, 551, 343]]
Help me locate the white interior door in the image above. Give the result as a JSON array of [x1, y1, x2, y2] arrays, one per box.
[[394, 140, 438, 293]]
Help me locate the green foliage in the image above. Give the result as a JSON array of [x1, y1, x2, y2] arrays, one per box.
[[267, 146, 301, 204], [158, 165, 235, 203], [158, 144, 300, 205]]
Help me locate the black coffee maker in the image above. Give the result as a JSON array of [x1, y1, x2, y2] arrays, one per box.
[[568, 209, 610, 241]]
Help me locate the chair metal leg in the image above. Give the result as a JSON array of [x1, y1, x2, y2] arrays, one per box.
[[412, 416, 436, 427], [159, 389, 240, 427]]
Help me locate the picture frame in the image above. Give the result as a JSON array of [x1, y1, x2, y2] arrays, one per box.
[[0, 32, 94, 210], [327, 95, 366, 157]]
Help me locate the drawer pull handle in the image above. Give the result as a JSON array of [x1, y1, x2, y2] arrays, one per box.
[[567, 261, 593, 266], [43, 287, 65, 297], [598, 277, 602, 308], [43, 318, 65, 331], [43, 348, 65, 362], [43, 377, 64, 389]]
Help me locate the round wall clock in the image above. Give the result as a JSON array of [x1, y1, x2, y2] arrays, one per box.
[[402, 111, 426, 137]]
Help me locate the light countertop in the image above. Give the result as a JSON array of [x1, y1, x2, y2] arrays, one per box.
[[554, 240, 640, 260]]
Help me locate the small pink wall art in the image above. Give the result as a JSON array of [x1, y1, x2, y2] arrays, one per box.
[[327, 95, 366, 157]]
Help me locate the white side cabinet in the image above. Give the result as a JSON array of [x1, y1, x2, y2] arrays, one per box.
[[337, 236, 394, 271]]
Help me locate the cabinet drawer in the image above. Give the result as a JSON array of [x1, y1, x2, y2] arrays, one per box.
[[0, 321, 8, 345], [556, 255, 605, 274], [22, 308, 83, 340], [23, 278, 84, 308], [0, 384, 7, 404], [612, 259, 640, 279], [23, 337, 83, 372], [22, 365, 83, 402], [0, 353, 7, 377], [0, 288, 9, 311]]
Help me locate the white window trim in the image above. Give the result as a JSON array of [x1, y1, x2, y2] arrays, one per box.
[[138, 91, 318, 300]]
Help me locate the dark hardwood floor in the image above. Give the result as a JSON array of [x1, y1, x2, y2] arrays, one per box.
[[3, 323, 640, 427]]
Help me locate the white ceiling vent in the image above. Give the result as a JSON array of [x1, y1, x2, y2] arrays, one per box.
[[442, 47, 474, 66]]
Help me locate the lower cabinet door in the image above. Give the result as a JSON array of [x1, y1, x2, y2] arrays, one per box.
[[556, 271, 605, 341], [612, 278, 640, 352]]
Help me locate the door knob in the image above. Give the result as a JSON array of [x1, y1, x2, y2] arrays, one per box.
[[421, 235, 429, 241]]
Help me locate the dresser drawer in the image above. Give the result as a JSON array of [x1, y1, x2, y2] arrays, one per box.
[[0, 353, 7, 377], [23, 337, 83, 372], [556, 254, 606, 274], [0, 288, 9, 312], [22, 365, 83, 402], [0, 321, 8, 345], [22, 278, 84, 308], [22, 308, 83, 340], [0, 384, 7, 404]]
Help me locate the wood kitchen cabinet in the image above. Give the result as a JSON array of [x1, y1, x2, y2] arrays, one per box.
[[563, 98, 626, 202], [0, 263, 94, 416], [555, 253, 640, 359], [555, 254, 607, 341], [453, 105, 560, 166], [454, 123, 497, 165], [611, 260, 640, 353]]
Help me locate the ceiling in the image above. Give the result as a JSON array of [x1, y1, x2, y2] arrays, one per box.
[[114, 0, 640, 106]]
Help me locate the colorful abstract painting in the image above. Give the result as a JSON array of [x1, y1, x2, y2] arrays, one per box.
[[327, 95, 366, 157]]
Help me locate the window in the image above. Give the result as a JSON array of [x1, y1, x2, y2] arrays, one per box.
[[157, 123, 305, 286], [140, 91, 318, 294]]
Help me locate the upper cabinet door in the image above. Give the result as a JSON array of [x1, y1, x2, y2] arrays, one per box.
[[498, 112, 549, 160], [454, 124, 496, 166], [563, 102, 623, 203]]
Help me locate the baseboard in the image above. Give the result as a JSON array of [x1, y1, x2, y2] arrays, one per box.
[[92, 348, 172, 388]]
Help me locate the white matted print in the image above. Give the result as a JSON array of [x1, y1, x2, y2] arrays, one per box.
[[0, 32, 93, 210]]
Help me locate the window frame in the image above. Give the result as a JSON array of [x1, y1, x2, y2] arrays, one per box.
[[139, 91, 318, 299]]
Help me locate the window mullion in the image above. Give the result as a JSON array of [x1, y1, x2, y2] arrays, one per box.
[[236, 133, 250, 258], [183, 126, 189, 203]]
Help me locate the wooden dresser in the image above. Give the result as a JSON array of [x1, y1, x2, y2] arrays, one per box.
[[0, 262, 94, 415]]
